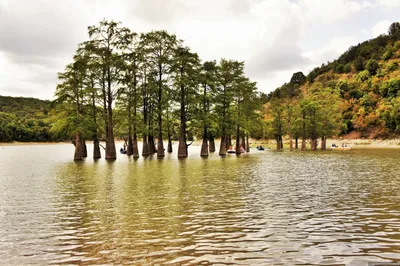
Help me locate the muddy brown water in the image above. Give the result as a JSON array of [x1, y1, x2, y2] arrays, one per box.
[[0, 143, 399, 265]]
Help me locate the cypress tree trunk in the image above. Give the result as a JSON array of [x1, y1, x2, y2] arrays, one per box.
[[105, 110, 116, 159], [157, 68, 165, 158], [311, 138, 317, 150], [301, 137, 306, 151], [132, 133, 139, 158], [241, 134, 246, 152], [219, 136, 227, 155], [201, 83, 209, 157], [201, 138, 208, 157], [148, 135, 155, 154], [142, 70, 149, 157], [321, 136, 326, 150], [295, 137, 298, 150], [178, 79, 188, 158], [209, 136, 216, 153], [93, 139, 101, 159], [289, 135, 293, 151], [132, 60, 139, 159], [74, 134, 83, 161], [127, 135, 133, 155], [226, 135, 232, 150], [105, 76, 116, 160], [235, 126, 241, 155], [200, 123, 208, 157], [168, 135, 173, 153], [82, 139, 87, 157], [246, 134, 250, 153], [142, 135, 149, 157], [276, 137, 281, 151]]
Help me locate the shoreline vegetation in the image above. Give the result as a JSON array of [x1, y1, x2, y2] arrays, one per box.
[[2, 138, 400, 149]]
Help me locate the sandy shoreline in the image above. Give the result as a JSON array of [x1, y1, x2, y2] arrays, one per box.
[[252, 138, 400, 149], [1, 139, 400, 148]]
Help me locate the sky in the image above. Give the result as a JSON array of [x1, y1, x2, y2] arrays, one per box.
[[0, 0, 399, 100]]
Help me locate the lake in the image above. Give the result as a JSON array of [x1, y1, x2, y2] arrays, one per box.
[[0, 143, 399, 265]]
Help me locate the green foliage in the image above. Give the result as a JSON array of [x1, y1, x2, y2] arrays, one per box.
[[383, 45, 394, 60], [356, 70, 370, 82], [0, 96, 55, 142], [388, 62, 399, 72], [354, 56, 366, 71], [343, 63, 352, 73], [366, 59, 379, 75], [380, 79, 400, 98]]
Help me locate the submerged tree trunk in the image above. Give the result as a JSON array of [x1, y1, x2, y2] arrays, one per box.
[[321, 136, 326, 150], [235, 126, 241, 155], [167, 135, 173, 153], [82, 139, 87, 157], [105, 76, 116, 160], [246, 134, 250, 153], [132, 133, 139, 158], [226, 135, 232, 150], [74, 134, 83, 161], [276, 137, 281, 151], [105, 112, 116, 159], [200, 124, 208, 157], [142, 135, 149, 157], [209, 136, 216, 153], [157, 69, 165, 158], [311, 138, 317, 150], [200, 138, 208, 157], [178, 80, 188, 159], [93, 139, 101, 159], [219, 136, 227, 156], [148, 135, 155, 154], [127, 135, 133, 155]]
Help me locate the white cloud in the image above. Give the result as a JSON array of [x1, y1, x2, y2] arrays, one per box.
[[298, 0, 372, 24], [371, 20, 391, 37], [376, 0, 400, 8], [1, 0, 400, 98], [302, 36, 358, 71]]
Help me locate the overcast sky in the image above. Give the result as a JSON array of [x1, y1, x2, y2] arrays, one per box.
[[0, 0, 399, 99]]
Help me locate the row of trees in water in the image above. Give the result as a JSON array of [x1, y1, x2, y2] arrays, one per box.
[[55, 20, 265, 160]]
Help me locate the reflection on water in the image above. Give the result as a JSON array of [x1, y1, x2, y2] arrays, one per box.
[[0, 143, 400, 265]]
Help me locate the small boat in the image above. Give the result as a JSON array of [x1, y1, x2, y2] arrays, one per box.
[[120, 149, 127, 154], [256, 146, 265, 151], [227, 149, 236, 154]]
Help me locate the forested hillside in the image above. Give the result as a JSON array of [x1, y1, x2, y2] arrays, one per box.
[[0, 96, 55, 142], [264, 22, 400, 149]]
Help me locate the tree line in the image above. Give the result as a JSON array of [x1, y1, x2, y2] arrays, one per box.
[[264, 22, 400, 148], [54, 19, 265, 160]]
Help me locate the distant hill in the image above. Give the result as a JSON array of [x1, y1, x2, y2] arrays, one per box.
[[267, 22, 400, 138], [0, 95, 55, 142]]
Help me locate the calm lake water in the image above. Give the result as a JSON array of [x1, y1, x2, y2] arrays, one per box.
[[0, 143, 399, 265]]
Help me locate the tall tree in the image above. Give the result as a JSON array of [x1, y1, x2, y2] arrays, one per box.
[[172, 45, 201, 158], [199, 61, 218, 157], [216, 59, 244, 155], [88, 19, 131, 160], [140, 31, 177, 157]]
